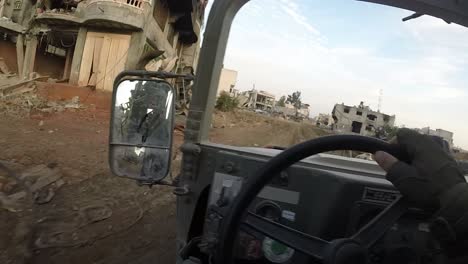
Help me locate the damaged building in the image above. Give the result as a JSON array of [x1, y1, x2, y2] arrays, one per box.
[[275, 102, 310, 119], [216, 68, 238, 97], [416, 127, 454, 148], [315, 113, 334, 128], [238, 89, 275, 111], [332, 102, 395, 136], [0, 0, 206, 91]]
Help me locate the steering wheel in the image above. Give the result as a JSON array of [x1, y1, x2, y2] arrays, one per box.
[[216, 134, 416, 264]]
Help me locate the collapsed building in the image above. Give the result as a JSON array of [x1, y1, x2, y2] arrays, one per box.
[[214, 75, 311, 119], [238, 89, 275, 111], [214, 71, 276, 112], [0, 0, 205, 91], [315, 113, 334, 127], [332, 102, 395, 136], [275, 102, 310, 119]]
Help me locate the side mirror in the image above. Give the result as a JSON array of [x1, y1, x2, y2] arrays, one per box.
[[109, 72, 175, 184]]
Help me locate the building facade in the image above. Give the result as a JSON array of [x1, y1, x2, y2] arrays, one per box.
[[332, 102, 395, 136], [417, 127, 454, 147], [316, 113, 334, 127], [274, 102, 310, 120], [238, 89, 275, 111], [0, 0, 205, 91], [216, 68, 238, 97]]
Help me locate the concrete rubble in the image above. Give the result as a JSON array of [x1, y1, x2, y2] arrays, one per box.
[[0, 163, 65, 211], [0, 75, 49, 97], [0, 163, 62, 261], [0, 71, 77, 116], [0, 81, 84, 116], [0, 162, 67, 263]]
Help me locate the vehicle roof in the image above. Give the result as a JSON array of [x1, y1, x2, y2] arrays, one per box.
[[360, 0, 468, 27]]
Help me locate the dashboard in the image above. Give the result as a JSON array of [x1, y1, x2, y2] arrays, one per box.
[[202, 146, 440, 264]]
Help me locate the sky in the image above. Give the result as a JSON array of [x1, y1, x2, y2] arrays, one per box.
[[204, 0, 468, 148]]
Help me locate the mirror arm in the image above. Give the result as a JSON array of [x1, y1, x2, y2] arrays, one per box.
[[114, 70, 195, 82], [137, 179, 177, 187]]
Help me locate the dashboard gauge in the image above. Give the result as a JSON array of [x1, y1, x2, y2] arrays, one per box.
[[254, 201, 282, 221], [262, 237, 295, 263]]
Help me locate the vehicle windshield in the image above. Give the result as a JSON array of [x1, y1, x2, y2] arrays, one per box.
[[209, 0, 468, 161]]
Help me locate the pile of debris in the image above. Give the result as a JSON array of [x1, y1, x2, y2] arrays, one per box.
[[0, 78, 45, 114], [0, 162, 66, 264], [0, 163, 65, 211], [0, 83, 84, 117], [0, 58, 84, 116], [0, 58, 47, 96]]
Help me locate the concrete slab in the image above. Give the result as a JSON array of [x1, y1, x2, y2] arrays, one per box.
[[0, 19, 26, 33]]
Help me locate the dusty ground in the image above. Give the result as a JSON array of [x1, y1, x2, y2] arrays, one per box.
[[0, 109, 179, 264], [211, 110, 330, 147], [0, 87, 328, 264]]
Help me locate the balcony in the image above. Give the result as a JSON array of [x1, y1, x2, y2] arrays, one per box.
[[35, 11, 82, 27], [86, 0, 148, 9], [35, 0, 151, 30]]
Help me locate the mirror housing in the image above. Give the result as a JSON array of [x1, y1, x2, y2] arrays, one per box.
[[109, 71, 177, 184]]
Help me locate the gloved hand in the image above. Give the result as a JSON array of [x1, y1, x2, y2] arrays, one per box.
[[375, 128, 466, 208], [374, 128, 468, 243]]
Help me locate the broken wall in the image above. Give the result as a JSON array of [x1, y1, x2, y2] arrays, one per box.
[[0, 39, 18, 73], [0, 37, 68, 79], [332, 103, 395, 135], [34, 45, 66, 79], [1, 0, 35, 25], [217, 68, 238, 96]]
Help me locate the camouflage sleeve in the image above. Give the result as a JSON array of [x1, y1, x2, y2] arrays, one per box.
[[431, 183, 468, 258]]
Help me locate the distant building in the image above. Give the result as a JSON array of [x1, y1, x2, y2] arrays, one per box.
[[217, 68, 238, 96], [332, 102, 395, 136], [274, 106, 295, 116], [239, 89, 275, 111], [275, 103, 310, 119], [416, 127, 454, 147], [316, 113, 334, 127]]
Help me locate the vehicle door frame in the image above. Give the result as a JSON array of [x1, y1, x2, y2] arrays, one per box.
[[176, 0, 468, 260]]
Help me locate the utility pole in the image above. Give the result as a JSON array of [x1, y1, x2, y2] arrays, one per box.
[[377, 89, 383, 112]]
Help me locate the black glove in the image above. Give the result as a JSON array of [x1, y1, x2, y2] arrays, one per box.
[[375, 128, 468, 244]]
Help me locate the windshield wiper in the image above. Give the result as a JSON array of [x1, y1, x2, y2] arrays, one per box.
[[402, 12, 451, 24], [402, 12, 423, 21]]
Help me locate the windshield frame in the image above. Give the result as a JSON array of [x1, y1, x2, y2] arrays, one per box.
[[186, 0, 468, 144]]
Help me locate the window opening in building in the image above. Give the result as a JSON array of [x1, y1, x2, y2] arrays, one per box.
[[367, 114, 377, 121], [352, 121, 363, 133]]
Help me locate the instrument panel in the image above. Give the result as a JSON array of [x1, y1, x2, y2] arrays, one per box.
[[203, 147, 440, 264]]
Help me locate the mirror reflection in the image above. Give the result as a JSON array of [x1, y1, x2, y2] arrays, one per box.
[[113, 80, 174, 147], [111, 146, 170, 182], [110, 79, 174, 182]]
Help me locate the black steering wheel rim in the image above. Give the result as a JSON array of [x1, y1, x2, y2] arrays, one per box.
[[216, 134, 409, 263]]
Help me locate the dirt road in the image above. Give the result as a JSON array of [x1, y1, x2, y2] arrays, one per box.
[[0, 109, 179, 264], [0, 92, 327, 264]]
